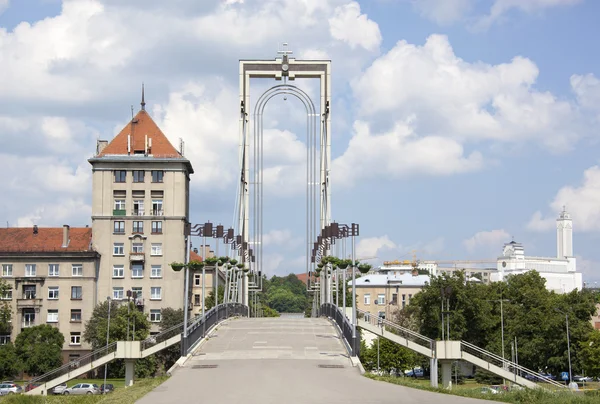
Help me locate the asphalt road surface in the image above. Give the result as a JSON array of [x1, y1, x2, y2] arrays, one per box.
[[137, 317, 499, 404]]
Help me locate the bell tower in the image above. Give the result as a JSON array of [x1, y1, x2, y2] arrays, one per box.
[[557, 207, 573, 258]]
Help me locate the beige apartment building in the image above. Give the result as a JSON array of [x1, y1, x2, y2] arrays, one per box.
[[189, 247, 226, 316], [89, 106, 193, 330], [353, 273, 430, 319], [0, 225, 100, 362]]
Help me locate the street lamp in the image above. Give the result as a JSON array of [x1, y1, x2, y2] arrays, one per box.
[[103, 297, 111, 394], [486, 298, 510, 366], [555, 308, 572, 385]]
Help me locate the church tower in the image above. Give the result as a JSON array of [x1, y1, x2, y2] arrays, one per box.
[[557, 207, 573, 258]]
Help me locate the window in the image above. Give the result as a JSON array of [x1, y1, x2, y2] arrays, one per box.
[[114, 170, 126, 183], [131, 264, 143, 278], [364, 294, 371, 305], [25, 264, 36, 277], [392, 293, 398, 305], [47, 309, 58, 323], [194, 274, 201, 287], [133, 221, 144, 233], [70, 309, 82, 323], [402, 294, 406, 309], [112, 265, 124, 278], [151, 221, 162, 234], [194, 294, 200, 305], [0, 335, 10, 345], [113, 243, 124, 256], [408, 294, 412, 300], [1, 264, 12, 277], [151, 265, 162, 278], [23, 285, 36, 299], [132, 287, 143, 299], [70, 332, 81, 345], [71, 286, 82, 300], [377, 294, 385, 305], [48, 287, 59, 300], [150, 309, 161, 322], [114, 199, 126, 210], [150, 287, 161, 300], [113, 287, 124, 300], [151, 170, 164, 183], [48, 264, 59, 277], [114, 221, 125, 234], [152, 200, 163, 216], [23, 309, 35, 327], [1, 290, 12, 300], [133, 170, 145, 183], [72, 265, 83, 277], [151, 243, 162, 256], [132, 242, 144, 253], [133, 200, 144, 216]]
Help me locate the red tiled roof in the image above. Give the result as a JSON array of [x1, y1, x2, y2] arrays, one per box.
[[296, 272, 309, 285], [99, 109, 181, 158], [0, 227, 93, 252], [190, 251, 203, 261]]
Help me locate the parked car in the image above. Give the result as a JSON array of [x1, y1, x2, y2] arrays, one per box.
[[25, 383, 41, 392], [404, 368, 424, 377], [573, 375, 593, 382], [52, 383, 67, 395], [62, 383, 100, 395], [0, 383, 23, 395], [99, 384, 114, 394]]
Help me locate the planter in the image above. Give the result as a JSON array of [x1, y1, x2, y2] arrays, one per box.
[[170, 262, 185, 272], [229, 259, 238, 266], [188, 260, 204, 271], [217, 260, 225, 267], [358, 264, 372, 274], [205, 257, 219, 266], [317, 263, 324, 269], [242, 267, 250, 273], [315, 266, 322, 273], [314, 272, 320, 278], [219, 256, 230, 264], [236, 263, 244, 269], [338, 259, 352, 269]]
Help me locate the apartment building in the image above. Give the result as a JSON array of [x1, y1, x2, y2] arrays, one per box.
[[88, 106, 193, 330], [189, 247, 226, 316], [352, 273, 430, 319], [0, 225, 100, 362]]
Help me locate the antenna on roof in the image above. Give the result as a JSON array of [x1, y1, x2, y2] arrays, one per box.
[[141, 83, 146, 111], [131, 105, 134, 121], [179, 138, 185, 156]]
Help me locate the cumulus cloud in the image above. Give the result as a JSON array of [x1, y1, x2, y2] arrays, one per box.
[[411, 0, 474, 25], [476, 0, 583, 30], [571, 73, 600, 120], [527, 166, 600, 232], [328, 2, 382, 51], [463, 229, 510, 254], [356, 235, 397, 258]]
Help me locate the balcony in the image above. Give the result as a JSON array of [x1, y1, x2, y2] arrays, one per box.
[[150, 210, 164, 216], [17, 298, 43, 309], [113, 209, 126, 216], [130, 252, 145, 262], [132, 210, 145, 216]]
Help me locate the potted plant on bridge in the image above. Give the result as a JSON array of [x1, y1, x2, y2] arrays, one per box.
[[236, 263, 244, 270], [229, 259, 238, 266], [358, 263, 372, 274], [205, 257, 219, 266], [337, 259, 352, 269], [188, 260, 204, 271], [170, 262, 185, 272]]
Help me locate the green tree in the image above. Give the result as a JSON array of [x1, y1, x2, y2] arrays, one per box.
[[205, 285, 225, 311], [156, 308, 184, 372], [15, 325, 64, 376], [0, 343, 20, 379], [0, 278, 12, 336], [579, 330, 600, 378], [359, 335, 419, 374], [83, 300, 156, 378]]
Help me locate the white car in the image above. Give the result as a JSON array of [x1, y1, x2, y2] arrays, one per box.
[[52, 383, 67, 395], [62, 383, 100, 395]]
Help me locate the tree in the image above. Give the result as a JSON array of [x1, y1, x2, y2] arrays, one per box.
[[15, 325, 64, 376], [205, 286, 225, 311], [156, 308, 184, 372], [579, 330, 600, 378], [359, 335, 419, 374], [0, 343, 20, 379], [83, 300, 156, 378], [0, 278, 12, 336]]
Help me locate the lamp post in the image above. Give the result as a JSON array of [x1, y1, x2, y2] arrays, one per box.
[[351, 223, 359, 357], [103, 297, 111, 394], [555, 308, 572, 385], [486, 298, 509, 366]]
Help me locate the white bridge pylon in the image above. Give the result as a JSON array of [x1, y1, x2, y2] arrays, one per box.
[[237, 47, 332, 305]]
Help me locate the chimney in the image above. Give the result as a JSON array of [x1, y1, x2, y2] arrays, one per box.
[[96, 140, 109, 155], [62, 225, 70, 248], [193, 248, 199, 254], [33, 225, 38, 235]]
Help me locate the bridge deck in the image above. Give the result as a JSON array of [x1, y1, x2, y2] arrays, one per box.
[[138, 317, 497, 404]]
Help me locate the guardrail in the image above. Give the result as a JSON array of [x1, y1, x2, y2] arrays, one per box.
[[460, 341, 566, 389], [320, 303, 359, 356], [29, 342, 118, 385]]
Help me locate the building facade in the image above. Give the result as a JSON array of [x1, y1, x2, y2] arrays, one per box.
[[88, 107, 193, 330], [0, 225, 100, 362]]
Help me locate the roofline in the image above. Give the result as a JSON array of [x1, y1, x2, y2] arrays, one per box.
[[88, 156, 194, 174], [0, 251, 100, 258]]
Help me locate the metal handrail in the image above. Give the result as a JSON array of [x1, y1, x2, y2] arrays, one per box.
[[357, 308, 433, 345], [460, 341, 566, 389]]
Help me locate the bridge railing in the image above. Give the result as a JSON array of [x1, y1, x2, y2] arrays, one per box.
[[357, 308, 435, 356], [29, 342, 118, 385], [182, 303, 248, 355], [320, 303, 359, 356], [460, 341, 566, 389]]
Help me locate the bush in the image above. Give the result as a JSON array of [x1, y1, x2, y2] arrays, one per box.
[[474, 368, 502, 385]]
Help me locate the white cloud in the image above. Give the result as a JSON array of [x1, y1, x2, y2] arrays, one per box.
[[356, 235, 397, 258], [351, 34, 579, 154], [0, 0, 8, 16], [42, 117, 73, 141], [411, 0, 473, 25], [262, 229, 302, 249], [332, 120, 483, 187], [575, 256, 600, 284], [328, 2, 381, 51], [463, 229, 510, 253], [527, 166, 600, 232], [571, 73, 600, 120], [476, 0, 583, 30]]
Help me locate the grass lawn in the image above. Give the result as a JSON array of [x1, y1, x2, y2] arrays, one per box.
[[365, 374, 600, 404], [0, 377, 167, 403]]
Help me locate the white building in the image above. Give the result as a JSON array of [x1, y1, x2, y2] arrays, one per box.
[[491, 208, 582, 293]]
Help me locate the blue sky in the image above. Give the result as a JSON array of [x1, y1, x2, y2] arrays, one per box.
[[1, 0, 599, 283]]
